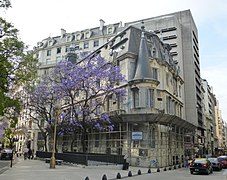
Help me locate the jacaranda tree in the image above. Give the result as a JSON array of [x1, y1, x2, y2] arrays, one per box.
[[30, 53, 126, 152]]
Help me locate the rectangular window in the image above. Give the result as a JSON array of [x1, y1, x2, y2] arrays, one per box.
[[57, 47, 61, 54], [132, 88, 139, 108], [94, 40, 99, 47], [65, 46, 69, 52], [152, 68, 158, 80], [166, 73, 169, 86], [166, 96, 171, 114], [173, 101, 176, 115], [75, 44, 80, 50], [37, 132, 44, 140], [179, 85, 182, 97], [146, 89, 154, 108], [173, 78, 178, 95], [84, 42, 89, 49], [47, 50, 51, 56]]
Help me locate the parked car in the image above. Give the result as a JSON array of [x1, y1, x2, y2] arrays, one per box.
[[208, 157, 222, 171], [217, 155, 227, 168], [0, 148, 13, 160], [189, 158, 213, 175]]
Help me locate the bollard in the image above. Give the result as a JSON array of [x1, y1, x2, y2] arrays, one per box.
[[174, 165, 176, 169], [116, 172, 121, 179], [138, 169, 142, 175], [128, 171, 132, 177], [164, 167, 167, 171], [148, 168, 151, 173], [157, 167, 160, 172], [102, 174, 107, 180], [84, 177, 89, 180], [178, 164, 181, 168]]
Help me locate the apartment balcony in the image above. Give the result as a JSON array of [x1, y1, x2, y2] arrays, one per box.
[[106, 109, 126, 117], [39, 60, 57, 68]]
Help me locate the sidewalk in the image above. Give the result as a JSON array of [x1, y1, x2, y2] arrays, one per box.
[[0, 157, 156, 180]]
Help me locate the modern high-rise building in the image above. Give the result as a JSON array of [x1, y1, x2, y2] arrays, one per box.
[[125, 9, 203, 139]]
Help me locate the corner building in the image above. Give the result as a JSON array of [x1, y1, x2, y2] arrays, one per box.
[[126, 10, 203, 155], [33, 10, 202, 167]]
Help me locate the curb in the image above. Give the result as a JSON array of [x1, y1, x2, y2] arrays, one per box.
[[84, 164, 184, 180]]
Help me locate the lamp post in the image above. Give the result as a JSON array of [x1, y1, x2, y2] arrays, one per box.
[[50, 104, 60, 169]]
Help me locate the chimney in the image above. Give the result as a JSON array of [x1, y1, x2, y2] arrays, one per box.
[[99, 19, 105, 31], [61, 28, 66, 38], [119, 21, 123, 28]]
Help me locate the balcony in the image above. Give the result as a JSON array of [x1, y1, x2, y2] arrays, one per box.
[[106, 109, 126, 117]]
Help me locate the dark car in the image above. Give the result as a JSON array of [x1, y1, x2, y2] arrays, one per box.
[[208, 157, 222, 171], [217, 156, 227, 168], [189, 158, 213, 175], [0, 148, 13, 160]]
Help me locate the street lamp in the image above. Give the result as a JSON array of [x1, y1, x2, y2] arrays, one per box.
[[50, 104, 61, 169]]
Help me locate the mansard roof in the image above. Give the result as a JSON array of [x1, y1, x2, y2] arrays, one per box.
[[133, 31, 152, 80]]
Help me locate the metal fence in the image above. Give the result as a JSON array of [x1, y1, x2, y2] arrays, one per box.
[[36, 151, 125, 166]]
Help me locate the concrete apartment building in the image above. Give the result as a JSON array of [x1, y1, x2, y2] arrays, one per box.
[[215, 102, 226, 151], [201, 79, 217, 155], [125, 10, 204, 154], [16, 9, 225, 166]]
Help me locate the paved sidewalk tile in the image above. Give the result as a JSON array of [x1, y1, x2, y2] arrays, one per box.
[[0, 157, 166, 180]]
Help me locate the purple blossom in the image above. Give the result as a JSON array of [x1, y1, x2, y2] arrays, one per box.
[[30, 54, 126, 140]]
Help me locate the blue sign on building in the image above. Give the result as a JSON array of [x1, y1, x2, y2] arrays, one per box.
[[132, 132, 143, 140]]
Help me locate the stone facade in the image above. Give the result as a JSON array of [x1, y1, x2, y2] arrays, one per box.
[[19, 10, 225, 167]]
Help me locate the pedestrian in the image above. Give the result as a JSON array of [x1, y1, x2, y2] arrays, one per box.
[[184, 155, 189, 168], [23, 147, 28, 160], [28, 148, 33, 159]]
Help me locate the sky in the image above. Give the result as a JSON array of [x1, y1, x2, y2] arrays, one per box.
[[1, 0, 227, 121]]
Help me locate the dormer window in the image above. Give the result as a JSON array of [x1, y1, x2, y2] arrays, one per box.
[[48, 40, 52, 46], [67, 36, 71, 42], [107, 25, 115, 34], [76, 33, 82, 40], [84, 30, 92, 39], [47, 38, 55, 46], [108, 27, 113, 34], [66, 34, 74, 42]]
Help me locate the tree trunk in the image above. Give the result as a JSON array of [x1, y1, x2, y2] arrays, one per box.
[[44, 136, 48, 152], [55, 134, 58, 153]]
